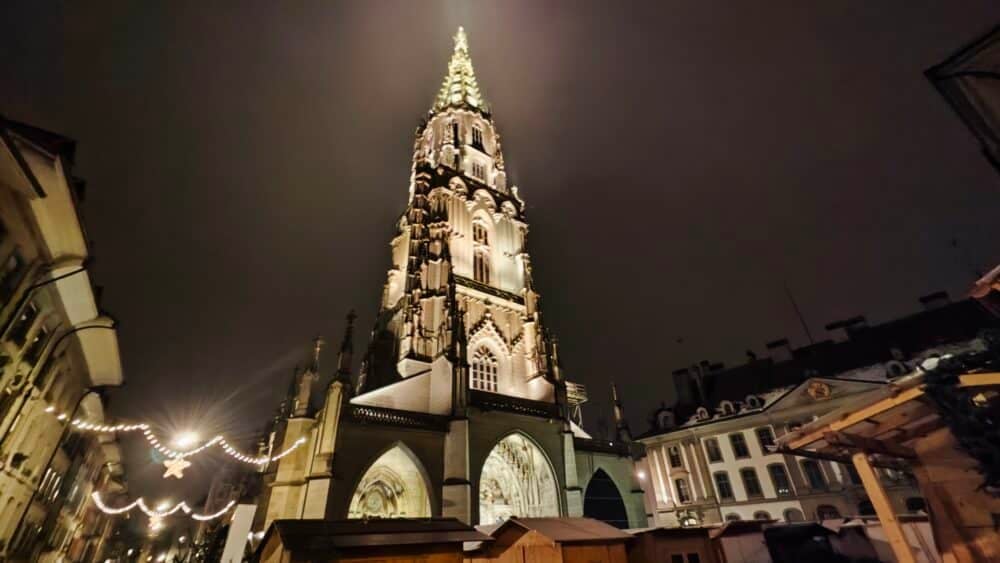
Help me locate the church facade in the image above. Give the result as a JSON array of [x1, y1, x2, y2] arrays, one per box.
[[256, 28, 647, 531]]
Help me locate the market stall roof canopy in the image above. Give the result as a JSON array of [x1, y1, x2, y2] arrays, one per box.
[[776, 367, 1000, 463], [260, 518, 493, 552], [489, 517, 634, 543]]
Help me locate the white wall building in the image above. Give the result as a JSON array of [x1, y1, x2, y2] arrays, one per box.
[[636, 301, 995, 528], [0, 119, 127, 561]]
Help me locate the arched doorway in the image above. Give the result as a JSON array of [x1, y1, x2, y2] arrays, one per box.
[[348, 444, 431, 518], [479, 433, 559, 524], [583, 468, 629, 529]]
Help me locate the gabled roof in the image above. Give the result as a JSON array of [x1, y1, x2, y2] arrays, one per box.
[[490, 517, 633, 543], [684, 300, 997, 411], [3, 118, 77, 163], [260, 518, 491, 554], [639, 376, 888, 439]]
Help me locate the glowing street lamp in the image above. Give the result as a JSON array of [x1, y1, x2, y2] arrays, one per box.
[[173, 431, 199, 449]]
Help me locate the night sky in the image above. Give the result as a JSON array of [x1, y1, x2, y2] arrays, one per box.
[[3, 1, 999, 517]]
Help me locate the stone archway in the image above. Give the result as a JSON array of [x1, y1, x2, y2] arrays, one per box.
[[583, 468, 629, 529], [348, 444, 431, 519], [478, 433, 559, 525]]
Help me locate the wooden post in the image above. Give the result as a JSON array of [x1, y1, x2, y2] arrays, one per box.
[[851, 452, 916, 563]]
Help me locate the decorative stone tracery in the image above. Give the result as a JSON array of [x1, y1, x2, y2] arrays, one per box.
[[348, 445, 431, 519], [478, 433, 559, 524]]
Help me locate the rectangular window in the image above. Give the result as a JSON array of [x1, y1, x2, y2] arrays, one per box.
[[729, 433, 750, 458], [740, 468, 764, 498], [473, 251, 490, 284], [8, 302, 38, 346], [768, 464, 793, 496], [472, 126, 484, 148], [755, 426, 775, 451], [1, 250, 25, 302], [23, 326, 48, 366], [845, 464, 863, 485], [473, 222, 488, 245], [802, 460, 827, 490], [668, 446, 682, 467], [714, 471, 734, 500], [675, 478, 691, 503], [471, 161, 485, 180], [704, 438, 722, 463]]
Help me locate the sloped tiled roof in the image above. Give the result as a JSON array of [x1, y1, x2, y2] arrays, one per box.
[[261, 518, 491, 553]]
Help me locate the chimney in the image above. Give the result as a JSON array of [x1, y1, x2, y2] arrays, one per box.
[[766, 338, 792, 362], [824, 316, 868, 340], [918, 291, 950, 311], [671, 368, 693, 406]]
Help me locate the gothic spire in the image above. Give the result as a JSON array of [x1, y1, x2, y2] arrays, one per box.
[[611, 382, 633, 443], [336, 310, 356, 382], [433, 27, 489, 115], [310, 335, 324, 373]]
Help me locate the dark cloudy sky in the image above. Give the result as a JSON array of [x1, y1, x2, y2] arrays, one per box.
[[3, 0, 999, 517]]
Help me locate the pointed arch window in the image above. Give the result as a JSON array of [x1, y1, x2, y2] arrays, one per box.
[[471, 346, 498, 392], [474, 250, 491, 284]]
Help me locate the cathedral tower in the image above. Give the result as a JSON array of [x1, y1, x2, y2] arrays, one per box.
[[355, 27, 557, 413], [261, 28, 646, 531]]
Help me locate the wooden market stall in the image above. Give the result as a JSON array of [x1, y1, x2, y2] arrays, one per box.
[[627, 520, 773, 563], [777, 353, 1000, 563], [627, 526, 716, 563], [467, 517, 632, 563], [254, 518, 491, 563]]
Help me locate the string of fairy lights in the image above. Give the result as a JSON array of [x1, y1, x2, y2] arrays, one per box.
[[43, 399, 309, 527], [44, 402, 308, 465], [91, 492, 237, 521]]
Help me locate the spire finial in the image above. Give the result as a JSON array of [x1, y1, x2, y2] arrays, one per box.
[[311, 335, 324, 372], [433, 26, 488, 114], [454, 26, 469, 53]]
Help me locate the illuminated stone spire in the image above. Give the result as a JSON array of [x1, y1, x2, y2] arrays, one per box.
[[433, 26, 489, 114]]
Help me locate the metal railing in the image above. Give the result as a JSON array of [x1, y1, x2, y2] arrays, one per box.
[[344, 404, 450, 432], [469, 390, 560, 419]]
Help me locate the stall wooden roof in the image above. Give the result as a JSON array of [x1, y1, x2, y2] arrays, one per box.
[[490, 518, 633, 543], [260, 518, 492, 552], [777, 371, 1000, 464]]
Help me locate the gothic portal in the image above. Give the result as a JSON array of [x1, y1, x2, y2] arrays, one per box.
[[258, 28, 648, 532], [479, 433, 560, 524]]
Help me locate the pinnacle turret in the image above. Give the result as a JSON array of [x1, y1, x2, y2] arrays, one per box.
[[432, 27, 489, 115]]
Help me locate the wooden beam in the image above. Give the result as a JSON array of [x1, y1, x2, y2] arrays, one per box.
[[852, 451, 916, 563], [777, 445, 910, 470], [958, 372, 1000, 388], [877, 415, 942, 445], [823, 431, 916, 459], [785, 386, 926, 450]]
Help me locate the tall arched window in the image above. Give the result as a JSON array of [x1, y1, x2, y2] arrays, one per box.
[[471, 347, 498, 392], [474, 250, 490, 284], [473, 222, 489, 245], [472, 219, 491, 284]]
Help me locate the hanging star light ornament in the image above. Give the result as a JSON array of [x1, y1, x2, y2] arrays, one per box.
[[163, 457, 192, 479]]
